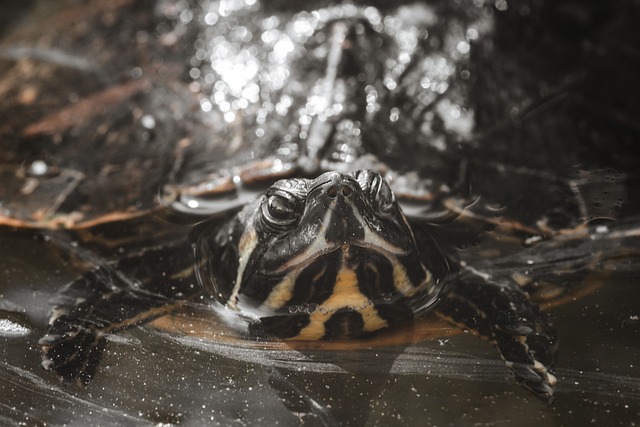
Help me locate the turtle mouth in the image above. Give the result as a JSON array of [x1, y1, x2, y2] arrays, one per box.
[[272, 240, 409, 275]]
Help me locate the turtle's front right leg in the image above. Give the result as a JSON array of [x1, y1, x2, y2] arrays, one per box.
[[436, 269, 558, 401]]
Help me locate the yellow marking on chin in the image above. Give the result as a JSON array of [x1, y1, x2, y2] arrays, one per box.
[[359, 303, 389, 332], [390, 258, 430, 298], [293, 266, 388, 340], [263, 275, 296, 310]]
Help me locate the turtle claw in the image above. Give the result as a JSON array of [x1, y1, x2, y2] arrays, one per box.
[[494, 322, 534, 336], [39, 317, 105, 386], [509, 361, 556, 402], [491, 304, 558, 401], [495, 327, 557, 401]]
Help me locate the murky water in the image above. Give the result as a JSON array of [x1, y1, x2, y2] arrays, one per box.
[[1, 232, 639, 425], [1, 0, 640, 426]]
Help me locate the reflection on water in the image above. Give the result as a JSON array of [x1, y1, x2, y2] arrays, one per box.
[[1, 0, 640, 425]]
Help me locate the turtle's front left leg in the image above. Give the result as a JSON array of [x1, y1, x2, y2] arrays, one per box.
[[39, 245, 196, 386], [39, 265, 166, 385], [436, 269, 557, 401]]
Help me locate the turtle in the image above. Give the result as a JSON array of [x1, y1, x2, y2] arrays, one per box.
[[37, 170, 550, 396], [35, 168, 640, 404], [2, 0, 639, 411]]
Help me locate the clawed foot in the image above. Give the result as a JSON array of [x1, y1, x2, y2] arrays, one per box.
[[39, 315, 105, 386], [493, 325, 557, 401], [438, 270, 558, 401]]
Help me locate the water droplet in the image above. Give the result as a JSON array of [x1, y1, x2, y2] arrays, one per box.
[[495, 0, 508, 11], [224, 111, 236, 123], [456, 41, 470, 54], [200, 99, 213, 112], [389, 107, 400, 122], [29, 160, 48, 176], [141, 115, 156, 129]]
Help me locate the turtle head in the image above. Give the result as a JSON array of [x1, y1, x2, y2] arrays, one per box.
[[198, 170, 442, 339]]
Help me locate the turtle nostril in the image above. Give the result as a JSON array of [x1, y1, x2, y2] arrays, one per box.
[[327, 186, 338, 198], [342, 186, 352, 197]]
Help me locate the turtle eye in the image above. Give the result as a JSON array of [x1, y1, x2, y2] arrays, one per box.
[[351, 170, 396, 215], [376, 179, 396, 215], [262, 193, 300, 228]]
